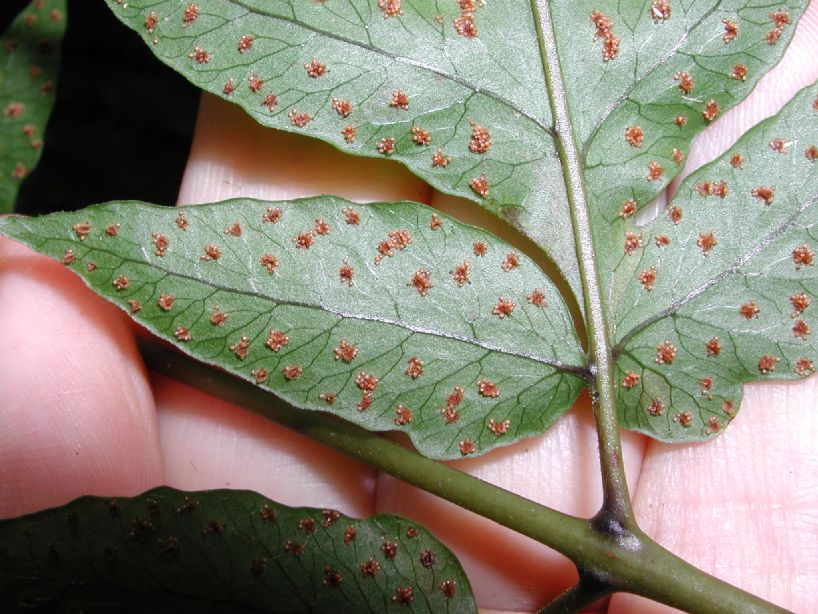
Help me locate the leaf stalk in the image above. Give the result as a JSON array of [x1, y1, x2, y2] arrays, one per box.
[[528, 0, 634, 530]]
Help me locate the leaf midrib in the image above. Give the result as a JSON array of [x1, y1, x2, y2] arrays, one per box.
[[228, 0, 556, 136], [51, 231, 586, 376], [613, 191, 818, 353]]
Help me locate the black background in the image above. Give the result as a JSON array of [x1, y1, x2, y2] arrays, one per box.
[[2, 1, 199, 214]]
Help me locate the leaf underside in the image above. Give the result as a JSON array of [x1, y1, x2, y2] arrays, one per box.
[[0, 197, 585, 459], [0, 0, 65, 213], [0, 486, 476, 613], [98, 0, 817, 444], [607, 80, 818, 442], [105, 0, 807, 313], [105, 0, 586, 303], [553, 0, 808, 221]]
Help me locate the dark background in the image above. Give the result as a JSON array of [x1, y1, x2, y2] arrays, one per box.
[[3, 0, 199, 215]]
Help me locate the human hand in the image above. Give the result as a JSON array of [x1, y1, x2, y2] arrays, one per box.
[[1, 5, 817, 612]]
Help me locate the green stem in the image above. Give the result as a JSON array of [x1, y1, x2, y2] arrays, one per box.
[[529, 0, 634, 529], [139, 339, 788, 614]]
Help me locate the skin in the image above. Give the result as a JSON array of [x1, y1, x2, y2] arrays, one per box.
[[1, 5, 817, 612]]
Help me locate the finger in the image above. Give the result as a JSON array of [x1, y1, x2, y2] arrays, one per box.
[[159, 93, 433, 517], [152, 375, 375, 515], [0, 236, 163, 519], [611, 5, 818, 612], [608, 380, 818, 613]]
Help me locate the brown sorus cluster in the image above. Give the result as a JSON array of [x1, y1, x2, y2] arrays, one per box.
[[478, 378, 499, 398], [377, 137, 395, 155], [619, 199, 636, 218], [394, 404, 413, 425], [697, 231, 717, 255], [591, 10, 619, 61], [758, 354, 779, 374], [751, 186, 775, 205], [288, 110, 312, 127], [334, 339, 358, 363], [453, 14, 477, 38], [332, 98, 352, 117], [405, 356, 424, 379], [625, 125, 644, 147], [282, 365, 302, 380], [304, 59, 326, 78], [722, 18, 738, 43], [261, 94, 277, 112], [650, 0, 671, 22], [527, 288, 547, 306], [674, 71, 693, 94], [266, 329, 289, 352], [706, 337, 722, 357], [647, 161, 664, 182], [501, 251, 519, 271], [459, 439, 476, 455], [390, 90, 409, 110], [739, 300, 759, 320], [238, 35, 253, 53], [378, 0, 402, 18], [487, 418, 510, 435], [469, 174, 489, 198], [621, 371, 640, 389], [412, 126, 431, 145], [409, 269, 433, 296], [469, 122, 491, 154], [188, 47, 211, 64], [451, 261, 470, 286], [639, 266, 657, 291], [432, 148, 451, 167], [703, 99, 720, 121], [339, 260, 354, 286], [492, 297, 516, 319], [655, 341, 677, 365], [767, 11, 790, 45], [624, 231, 643, 255], [731, 64, 748, 81]]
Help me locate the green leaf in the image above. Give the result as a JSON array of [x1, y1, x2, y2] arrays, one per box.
[[0, 197, 586, 459], [104, 0, 586, 302], [607, 80, 818, 441], [551, 0, 807, 220], [104, 0, 808, 307], [0, 486, 476, 613], [0, 0, 65, 213]]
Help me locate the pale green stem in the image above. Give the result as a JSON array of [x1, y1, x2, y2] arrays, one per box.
[[529, 0, 634, 529]]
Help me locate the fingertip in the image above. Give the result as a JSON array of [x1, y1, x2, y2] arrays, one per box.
[[0, 240, 163, 518]]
